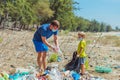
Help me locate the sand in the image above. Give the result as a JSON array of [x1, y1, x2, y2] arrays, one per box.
[[0, 29, 120, 80]]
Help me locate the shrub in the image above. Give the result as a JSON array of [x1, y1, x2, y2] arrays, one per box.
[[0, 37, 3, 43], [48, 53, 58, 62]]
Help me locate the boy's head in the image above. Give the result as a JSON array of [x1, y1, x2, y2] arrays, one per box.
[[78, 32, 86, 38]]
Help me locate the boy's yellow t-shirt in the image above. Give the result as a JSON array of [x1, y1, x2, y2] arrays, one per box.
[[77, 39, 86, 57]]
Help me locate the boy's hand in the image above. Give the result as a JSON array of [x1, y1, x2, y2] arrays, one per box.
[[77, 55, 79, 57]]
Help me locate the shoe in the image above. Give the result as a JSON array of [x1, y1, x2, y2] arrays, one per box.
[[36, 68, 43, 73], [42, 70, 49, 76], [39, 69, 43, 73], [80, 73, 85, 76]]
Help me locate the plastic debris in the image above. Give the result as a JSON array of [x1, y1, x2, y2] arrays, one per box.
[[0, 72, 9, 80], [0, 77, 5, 80], [95, 66, 112, 73], [0, 64, 107, 80], [113, 65, 120, 69], [49, 67, 63, 80], [90, 77, 106, 80], [71, 71, 80, 80], [57, 56, 62, 62]]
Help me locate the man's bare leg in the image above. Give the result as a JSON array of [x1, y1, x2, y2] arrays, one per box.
[[42, 52, 47, 71], [37, 52, 43, 69]]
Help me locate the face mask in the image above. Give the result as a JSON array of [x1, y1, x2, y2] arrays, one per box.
[[79, 38, 83, 41], [52, 29, 57, 32]]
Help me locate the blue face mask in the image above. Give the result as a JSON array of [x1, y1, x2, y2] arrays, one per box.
[[79, 38, 83, 41], [52, 29, 57, 32]]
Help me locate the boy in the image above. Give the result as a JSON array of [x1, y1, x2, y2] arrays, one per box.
[[76, 32, 87, 75]]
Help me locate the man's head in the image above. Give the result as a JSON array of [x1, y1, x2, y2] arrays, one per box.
[[51, 20, 60, 28], [50, 20, 60, 32]]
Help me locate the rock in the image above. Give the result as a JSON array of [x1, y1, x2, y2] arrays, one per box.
[[9, 68, 16, 74], [10, 65, 16, 68], [90, 65, 93, 67]]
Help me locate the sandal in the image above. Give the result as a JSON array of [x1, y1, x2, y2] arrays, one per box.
[[39, 68, 43, 73]]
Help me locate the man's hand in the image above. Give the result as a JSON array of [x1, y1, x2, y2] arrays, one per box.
[[51, 46, 61, 53], [54, 46, 62, 54], [50, 45, 57, 52]]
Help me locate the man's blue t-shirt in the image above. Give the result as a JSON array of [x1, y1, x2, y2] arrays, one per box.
[[33, 24, 58, 42]]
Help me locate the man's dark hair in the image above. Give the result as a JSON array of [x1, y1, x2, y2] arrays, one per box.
[[51, 20, 60, 28]]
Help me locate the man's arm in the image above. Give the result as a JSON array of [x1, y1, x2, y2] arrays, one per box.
[[53, 35, 59, 48], [41, 36, 53, 49]]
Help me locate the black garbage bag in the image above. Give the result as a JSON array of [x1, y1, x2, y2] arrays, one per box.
[[65, 51, 80, 72]]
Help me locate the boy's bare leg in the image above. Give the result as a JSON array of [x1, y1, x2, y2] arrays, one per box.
[[81, 64, 85, 74]]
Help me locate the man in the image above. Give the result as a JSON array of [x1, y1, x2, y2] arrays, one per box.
[[33, 20, 60, 71]]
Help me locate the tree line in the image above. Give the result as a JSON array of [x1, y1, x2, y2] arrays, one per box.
[[0, 0, 119, 32]]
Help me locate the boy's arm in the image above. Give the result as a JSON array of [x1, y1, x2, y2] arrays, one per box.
[[77, 47, 83, 57], [77, 41, 84, 56]]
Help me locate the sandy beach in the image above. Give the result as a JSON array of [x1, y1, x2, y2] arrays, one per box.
[[0, 30, 120, 80]]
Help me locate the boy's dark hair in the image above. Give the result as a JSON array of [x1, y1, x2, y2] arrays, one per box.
[[51, 20, 60, 28]]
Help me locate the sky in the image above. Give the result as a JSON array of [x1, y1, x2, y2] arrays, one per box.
[[74, 0, 120, 29]]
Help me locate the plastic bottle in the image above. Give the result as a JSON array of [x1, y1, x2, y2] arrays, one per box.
[[9, 73, 19, 80], [49, 68, 63, 80], [0, 77, 5, 80], [2, 72, 9, 80], [57, 56, 62, 62], [70, 71, 80, 80]]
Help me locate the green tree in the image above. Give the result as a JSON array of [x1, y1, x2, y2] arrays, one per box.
[[31, 0, 54, 23], [0, 0, 54, 29], [115, 26, 120, 31], [100, 22, 106, 32], [41, 0, 78, 31], [88, 19, 101, 32], [106, 25, 112, 32], [76, 17, 90, 31]]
